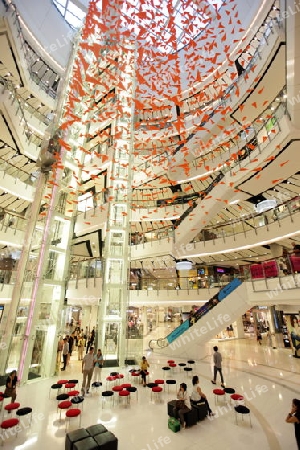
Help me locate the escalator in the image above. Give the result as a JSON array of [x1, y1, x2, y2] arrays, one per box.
[[148, 279, 249, 360]]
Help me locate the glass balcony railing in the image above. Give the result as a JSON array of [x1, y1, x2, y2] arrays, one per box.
[[193, 195, 300, 245], [0, 76, 45, 148], [1, 0, 60, 99]]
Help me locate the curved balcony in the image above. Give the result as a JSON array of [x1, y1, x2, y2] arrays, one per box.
[[2, 0, 63, 98], [133, 8, 283, 157], [130, 194, 300, 261]]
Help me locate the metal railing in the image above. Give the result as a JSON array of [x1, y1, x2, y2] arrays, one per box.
[[1, 0, 60, 98]]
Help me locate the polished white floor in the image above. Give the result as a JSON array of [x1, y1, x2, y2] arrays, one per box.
[[1, 332, 299, 450]]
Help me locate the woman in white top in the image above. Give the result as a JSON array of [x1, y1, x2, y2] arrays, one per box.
[[190, 375, 214, 416], [93, 349, 104, 382], [173, 383, 191, 428]]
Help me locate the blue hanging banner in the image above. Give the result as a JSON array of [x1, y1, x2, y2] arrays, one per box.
[[217, 278, 242, 301], [167, 320, 190, 344]]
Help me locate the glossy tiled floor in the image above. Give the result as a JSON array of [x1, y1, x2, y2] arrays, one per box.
[[1, 333, 299, 449]]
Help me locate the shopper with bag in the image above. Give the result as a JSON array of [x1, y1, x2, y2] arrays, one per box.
[[173, 383, 191, 428], [93, 348, 104, 382]]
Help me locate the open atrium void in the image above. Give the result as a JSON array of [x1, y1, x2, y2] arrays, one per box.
[[0, 0, 299, 448]]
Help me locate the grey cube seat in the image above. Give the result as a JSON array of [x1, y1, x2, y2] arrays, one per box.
[[94, 431, 118, 450], [86, 424, 107, 437], [73, 437, 99, 450], [65, 428, 90, 450]]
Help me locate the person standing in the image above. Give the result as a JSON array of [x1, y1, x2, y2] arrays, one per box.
[[61, 338, 69, 371], [140, 356, 149, 387], [266, 327, 272, 348], [57, 336, 63, 365], [211, 346, 225, 387], [286, 398, 300, 449], [68, 334, 74, 358], [93, 349, 104, 382], [77, 335, 84, 361], [82, 346, 95, 395], [257, 330, 262, 345], [86, 333, 92, 354], [173, 383, 191, 429], [4, 370, 17, 402]]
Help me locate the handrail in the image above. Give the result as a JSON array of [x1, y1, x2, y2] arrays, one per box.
[[0, 76, 51, 126], [0, 76, 44, 148], [149, 279, 242, 350], [0, 151, 39, 188], [194, 195, 300, 244], [1, 0, 60, 98], [129, 190, 300, 247]]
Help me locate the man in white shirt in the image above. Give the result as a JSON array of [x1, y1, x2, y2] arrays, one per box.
[[82, 347, 95, 395], [61, 338, 69, 371]]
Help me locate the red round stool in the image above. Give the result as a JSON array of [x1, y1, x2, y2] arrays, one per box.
[[213, 389, 225, 404], [65, 408, 81, 431], [57, 400, 72, 420], [167, 360, 175, 364], [169, 363, 177, 374], [112, 386, 123, 393], [151, 386, 163, 402], [116, 374, 124, 384], [119, 390, 130, 405], [120, 383, 131, 389], [4, 402, 20, 418], [57, 379, 68, 385], [154, 379, 165, 390], [0, 418, 20, 440], [230, 394, 244, 405], [65, 383, 76, 391], [106, 376, 116, 389], [67, 390, 80, 397], [131, 372, 140, 384]]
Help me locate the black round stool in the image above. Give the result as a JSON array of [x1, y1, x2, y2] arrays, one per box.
[[187, 360, 195, 367], [56, 393, 69, 401], [147, 383, 158, 389], [101, 391, 114, 408], [16, 407, 32, 425], [178, 363, 186, 371], [68, 379, 78, 384], [224, 387, 235, 402], [92, 381, 102, 393], [184, 367, 193, 377], [234, 405, 252, 427], [49, 383, 62, 399], [162, 367, 171, 377], [166, 380, 176, 393], [126, 386, 138, 400], [110, 372, 119, 376], [71, 395, 84, 409]]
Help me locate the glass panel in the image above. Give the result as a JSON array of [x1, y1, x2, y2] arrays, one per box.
[[29, 330, 46, 379], [65, 11, 83, 29], [104, 322, 119, 359], [7, 305, 28, 371]]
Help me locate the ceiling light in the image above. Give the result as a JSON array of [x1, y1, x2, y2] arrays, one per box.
[[255, 199, 277, 213], [176, 260, 193, 271]]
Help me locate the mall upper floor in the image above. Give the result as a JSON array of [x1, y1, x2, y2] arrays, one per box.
[[0, 0, 299, 301]]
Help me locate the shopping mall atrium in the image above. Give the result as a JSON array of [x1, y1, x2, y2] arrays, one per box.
[[0, 0, 300, 448]]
